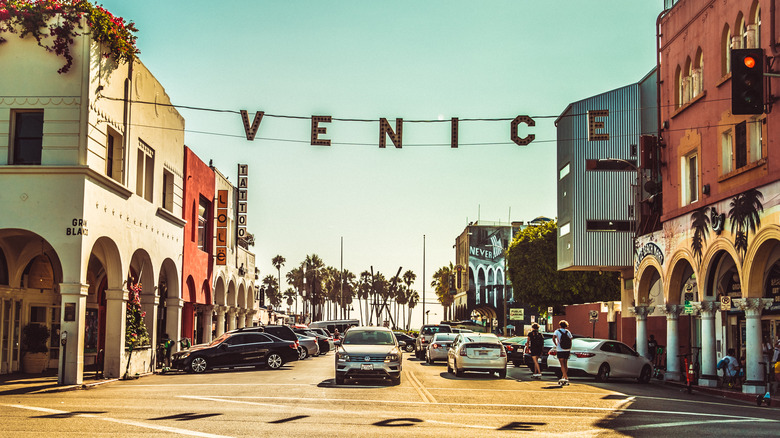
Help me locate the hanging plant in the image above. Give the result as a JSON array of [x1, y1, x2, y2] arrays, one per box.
[[126, 282, 150, 348], [0, 0, 138, 74]]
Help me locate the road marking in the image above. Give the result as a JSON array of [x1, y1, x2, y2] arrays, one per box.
[[177, 395, 777, 422], [406, 370, 437, 403], [2, 403, 233, 438], [615, 418, 772, 431]]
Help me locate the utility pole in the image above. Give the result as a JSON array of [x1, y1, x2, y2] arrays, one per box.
[[422, 234, 426, 329]]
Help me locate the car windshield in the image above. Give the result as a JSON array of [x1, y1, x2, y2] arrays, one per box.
[[422, 325, 451, 335], [343, 330, 395, 345], [432, 333, 458, 342], [462, 334, 499, 344], [209, 332, 231, 347]]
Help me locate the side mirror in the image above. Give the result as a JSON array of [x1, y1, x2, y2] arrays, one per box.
[[398, 340, 406, 348]]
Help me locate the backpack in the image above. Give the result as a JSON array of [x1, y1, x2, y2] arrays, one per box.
[[529, 331, 544, 350], [558, 329, 572, 349]]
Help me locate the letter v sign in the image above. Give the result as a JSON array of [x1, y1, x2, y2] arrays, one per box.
[[240, 110, 265, 141]]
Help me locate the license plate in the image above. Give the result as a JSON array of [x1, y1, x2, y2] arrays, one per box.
[[537, 358, 543, 363], [361, 363, 374, 370], [479, 350, 488, 355]]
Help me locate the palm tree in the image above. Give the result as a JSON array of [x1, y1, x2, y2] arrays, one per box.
[[272, 254, 285, 308], [690, 207, 710, 264], [357, 270, 372, 324], [303, 254, 325, 321], [406, 289, 419, 330], [402, 270, 416, 329], [728, 188, 764, 256], [286, 266, 304, 322], [282, 287, 296, 313], [431, 263, 456, 320], [262, 274, 281, 309]]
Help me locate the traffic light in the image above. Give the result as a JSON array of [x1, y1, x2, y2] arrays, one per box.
[[731, 48, 764, 115]]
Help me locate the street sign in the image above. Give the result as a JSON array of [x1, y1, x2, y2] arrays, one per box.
[[509, 308, 524, 320], [720, 296, 731, 311], [589, 310, 599, 322], [683, 291, 694, 315]]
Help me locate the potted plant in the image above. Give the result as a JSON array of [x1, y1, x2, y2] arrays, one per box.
[[21, 323, 50, 373]]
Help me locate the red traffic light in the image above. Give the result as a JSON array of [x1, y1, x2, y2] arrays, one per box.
[[744, 56, 757, 69]]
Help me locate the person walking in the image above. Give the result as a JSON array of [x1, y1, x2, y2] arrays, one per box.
[[553, 320, 573, 385], [527, 323, 544, 379], [647, 334, 658, 362]]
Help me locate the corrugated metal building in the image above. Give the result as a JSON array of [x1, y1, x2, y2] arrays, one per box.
[[556, 70, 658, 273]]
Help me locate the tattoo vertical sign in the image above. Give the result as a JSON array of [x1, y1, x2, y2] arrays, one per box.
[[216, 190, 228, 265], [237, 164, 249, 241]]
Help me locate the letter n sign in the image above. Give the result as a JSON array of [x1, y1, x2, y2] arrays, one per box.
[[216, 189, 228, 265]]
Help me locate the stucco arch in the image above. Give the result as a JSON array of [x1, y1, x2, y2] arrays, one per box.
[[237, 283, 246, 310], [743, 225, 780, 298], [88, 236, 124, 290], [159, 257, 180, 300], [665, 249, 699, 304], [129, 249, 155, 295], [227, 278, 237, 308], [700, 237, 741, 299], [214, 274, 227, 306], [636, 255, 664, 306]]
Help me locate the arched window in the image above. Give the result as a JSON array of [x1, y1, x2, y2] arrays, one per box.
[[693, 48, 703, 97], [737, 14, 748, 49], [722, 25, 731, 76], [684, 57, 693, 103], [749, 2, 761, 48], [675, 65, 683, 108]]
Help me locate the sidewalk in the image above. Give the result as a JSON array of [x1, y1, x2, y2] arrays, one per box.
[[0, 371, 118, 395], [664, 379, 780, 406]]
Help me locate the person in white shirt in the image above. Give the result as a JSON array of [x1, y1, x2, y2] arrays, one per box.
[[553, 320, 573, 384]]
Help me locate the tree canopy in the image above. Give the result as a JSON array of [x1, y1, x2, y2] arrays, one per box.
[[506, 220, 620, 315]]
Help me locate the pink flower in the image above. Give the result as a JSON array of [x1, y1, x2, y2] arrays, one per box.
[[141, 311, 146, 317]]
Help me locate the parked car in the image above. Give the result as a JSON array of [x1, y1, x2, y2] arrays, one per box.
[[499, 336, 527, 367], [415, 324, 452, 359], [393, 332, 416, 352], [171, 331, 299, 373], [335, 326, 402, 385], [426, 333, 458, 364], [296, 334, 320, 359], [305, 327, 336, 353], [230, 325, 302, 357], [447, 333, 507, 378], [293, 328, 332, 354], [523, 337, 556, 371], [546, 338, 653, 383]]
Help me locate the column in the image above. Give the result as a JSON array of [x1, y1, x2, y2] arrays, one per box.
[[630, 305, 654, 359], [165, 297, 183, 353], [227, 309, 237, 332], [215, 306, 226, 337], [142, 291, 159, 354], [201, 305, 214, 344], [692, 301, 718, 387], [734, 298, 773, 394], [58, 283, 89, 385], [660, 304, 684, 381], [104, 288, 128, 379], [245, 309, 256, 327], [237, 310, 246, 329]]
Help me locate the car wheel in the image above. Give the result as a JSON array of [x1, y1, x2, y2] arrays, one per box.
[[455, 367, 464, 377], [190, 357, 207, 374], [426, 353, 433, 365], [300, 347, 308, 360], [638, 365, 652, 383], [447, 361, 453, 374], [498, 368, 507, 379], [335, 374, 345, 385], [405, 343, 414, 353], [390, 375, 401, 385], [596, 363, 610, 382], [512, 360, 522, 367], [266, 352, 284, 370]]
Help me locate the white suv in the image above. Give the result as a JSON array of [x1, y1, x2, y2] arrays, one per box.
[[335, 326, 402, 385]]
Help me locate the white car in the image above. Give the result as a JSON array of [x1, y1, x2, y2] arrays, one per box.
[[546, 338, 653, 383], [447, 333, 507, 378], [426, 333, 458, 363]]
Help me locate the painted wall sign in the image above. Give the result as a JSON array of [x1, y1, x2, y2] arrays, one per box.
[[635, 242, 664, 271], [587, 109, 610, 141], [240, 110, 542, 148], [66, 218, 88, 236], [216, 189, 228, 265], [237, 164, 248, 239]]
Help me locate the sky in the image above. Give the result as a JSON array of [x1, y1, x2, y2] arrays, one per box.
[[97, 0, 664, 328]]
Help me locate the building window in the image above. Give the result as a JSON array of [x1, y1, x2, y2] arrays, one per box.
[[197, 197, 210, 252], [559, 223, 571, 236], [721, 129, 733, 174], [11, 110, 43, 165], [735, 121, 747, 169], [692, 48, 703, 98], [722, 25, 731, 76], [749, 118, 762, 163], [682, 152, 699, 205], [136, 140, 154, 203], [559, 163, 570, 180], [675, 66, 683, 108], [162, 169, 174, 212], [106, 127, 124, 182]]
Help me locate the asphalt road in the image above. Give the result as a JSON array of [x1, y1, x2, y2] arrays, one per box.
[[2, 352, 779, 437]]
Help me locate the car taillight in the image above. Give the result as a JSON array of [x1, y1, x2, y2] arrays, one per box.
[[459, 347, 467, 356], [289, 343, 297, 349], [500, 348, 506, 357], [548, 349, 557, 356], [421, 338, 428, 344], [432, 343, 439, 349], [505, 345, 513, 352], [295, 341, 300, 348], [575, 352, 595, 358], [524, 345, 529, 354]]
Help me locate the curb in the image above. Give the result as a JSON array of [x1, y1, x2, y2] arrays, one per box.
[[664, 380, 779, 405], [34, 378, 120, 394]]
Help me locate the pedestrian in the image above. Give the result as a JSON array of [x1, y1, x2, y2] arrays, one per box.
[[553, 320, 573, 385], [647, 334, 658, 362], [527, 323, 544, 379]]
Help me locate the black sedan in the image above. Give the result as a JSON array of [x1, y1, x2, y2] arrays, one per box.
[[171, 331, 299, 373], [523, 337, 556, 371], [500, 336, 527, 367], [393, 332, 416, 352]]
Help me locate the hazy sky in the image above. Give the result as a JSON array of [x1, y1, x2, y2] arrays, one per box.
[[98, 0, 663, 327]]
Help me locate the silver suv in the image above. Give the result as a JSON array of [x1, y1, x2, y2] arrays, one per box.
[[415, 324, 452, 359], [335, 326, 402, 385]]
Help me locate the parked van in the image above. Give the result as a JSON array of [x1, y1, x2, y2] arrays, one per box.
[[309, 319, 360, 337]]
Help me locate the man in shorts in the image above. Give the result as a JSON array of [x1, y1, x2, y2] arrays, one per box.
[[554, 320, 573, 385]]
